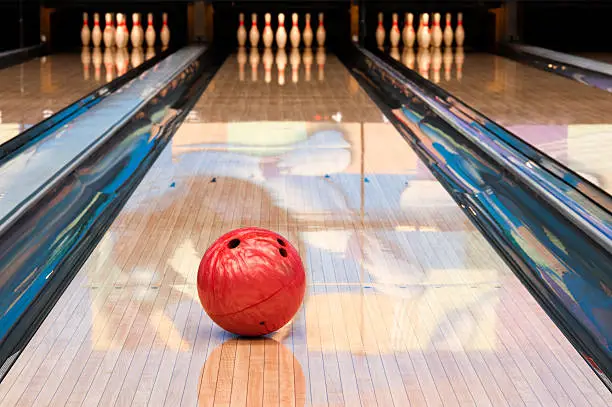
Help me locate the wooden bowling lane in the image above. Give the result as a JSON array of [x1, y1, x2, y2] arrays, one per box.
[[426, 51, 612, 195], [0, 48, 147, 146], [1, 52, 611, 407]]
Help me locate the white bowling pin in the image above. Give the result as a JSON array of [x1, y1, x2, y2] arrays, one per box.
[[81, 13, 91, 46], [276, 49, 287, 85], [290, 47, 300, 83], [115, 14, 126, 48], [432, 13, 443, 47], [249, 13, 260, 47], [402, 13, 415, 48], [389, 13, 400, 48], [290, 13, 300, 48], [263, 48, 273, 83], [375, 12, 385, 48], [249, 48, 259, 81], [303, 13, 313, 47], [276, 13, 287, 48], [303, 47, 313, 81], [131, 13, 144, 48], [103, 13, 115, 48], [237, 13, 247, 46], [419, 14, 431, 48], [455, 13, 465, 46], [92, 13, 102, 47], [263, 13, 273, 48], [145, 13, 156, 47], [237, 47, 247, 81], [316, 13, 326, 47], [443, 13, 453, 47], [161, 12, 170, 47]]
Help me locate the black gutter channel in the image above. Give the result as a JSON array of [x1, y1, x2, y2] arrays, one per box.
[[0, 47, 173, 163], [0, 43, 46, 71], [0, 45, 227, 381], [337, 43, 612, 390], [498, 43, 612, 95]]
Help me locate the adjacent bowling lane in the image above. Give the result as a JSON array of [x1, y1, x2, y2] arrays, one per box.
[[402, 49, 612, 195], [1, 49, 610, 407], [0, 48, 155, 145]]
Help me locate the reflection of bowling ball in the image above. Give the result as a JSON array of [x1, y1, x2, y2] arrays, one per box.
[[197, 227, 306, 336], [198, 338, 306, 406]]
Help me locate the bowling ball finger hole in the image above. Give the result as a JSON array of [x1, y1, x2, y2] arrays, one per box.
[[277, 238, 286, 247], [228, 239, 241, 249], [279, 248, 288, 257]]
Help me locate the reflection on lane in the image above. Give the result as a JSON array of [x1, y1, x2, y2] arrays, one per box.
[[236, 47, 326, 84]]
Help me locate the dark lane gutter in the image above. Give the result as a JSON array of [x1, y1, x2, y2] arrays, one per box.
[[338, 44, 612, 390], [0, 46, 227, 380], [0, 48, 172, 163]]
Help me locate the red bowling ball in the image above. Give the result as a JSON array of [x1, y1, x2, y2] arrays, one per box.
[[197, 227, 306, 336]]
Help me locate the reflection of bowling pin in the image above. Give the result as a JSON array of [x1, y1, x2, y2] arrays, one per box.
[[390, 47, 400, 61], [443, 47, 453, 81], [103, 13, 115, 48], [276, 49, 287, 85], [316, 47, 326, 81], [276, 14, 287, 49], [115, 47, 126, 75], [303, 48, 313, 81], [92, 47, 102, 81], [146, 13, 156, 47], [237, 13, 247, 46], [263, 48, 273, 83], [432, 13, 443, 47], [263, 13, 273, 48], [92, 13, 102, 47], [115, 14, 127, 48], [131, 47, 144, 68], [103, 47, 115, 82], [81, 47, 91, 79], [131, 13, 144, 48], [455, 13, 465, 46], [249, 13, 260, 47], [290, 13, 300, 48], [455, 46, 464, 80], [402, 47, 415, 69], [402, 13, 415, 48], [431, 47, 442, 83], [376, 12, 385, 48], [237, 47, 247, 81], [419, 14, 431, 48], [303, 14, 313, 47], [390, 13, 400, 48], [443, 13, 453, 47], [249, 48, 259, 82], [146, 46, 156, 60], [290, 47, 300, 83], [316, 13, 326, 47], [161, 12, 171, 47], [417, 48, 431, 79], [81, 13, 91, 46]]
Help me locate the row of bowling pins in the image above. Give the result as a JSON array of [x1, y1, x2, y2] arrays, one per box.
[[237, 12, 326, 48], [376, 12, 465, 49], [81, 12, 170, 49], [236, 47, 326, 84], [389, 46, 465, 83], [81, 46, 157, 82]]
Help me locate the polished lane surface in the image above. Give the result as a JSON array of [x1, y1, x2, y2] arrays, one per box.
[[0, 48, 153, 145], [406, 48, 612, 195], [1, 49, 610, 407]]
